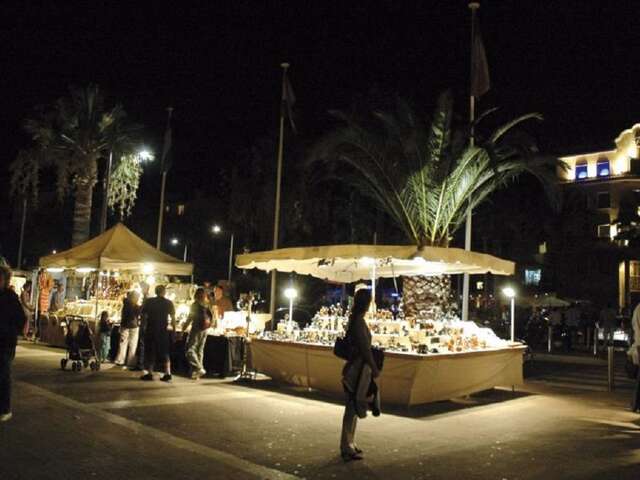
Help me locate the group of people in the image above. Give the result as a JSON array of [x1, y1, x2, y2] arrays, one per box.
[[98, 284, 233, 382], [524, 301, 624, 352], [0, 263, 385, 458]]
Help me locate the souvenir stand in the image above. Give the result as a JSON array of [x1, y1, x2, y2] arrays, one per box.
[[237, 244, 526, 407], [37, 223, 193, 347]]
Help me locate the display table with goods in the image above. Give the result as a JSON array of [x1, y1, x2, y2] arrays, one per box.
[[237, 244, 525, 407], [253, 307, 525, 407]]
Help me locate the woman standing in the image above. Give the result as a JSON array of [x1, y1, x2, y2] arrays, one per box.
[[115, 291, 141, 368], [0, 265, 26, 422], [97, 311, 112, 363], [20, 281, 34, 338], [340, 288, 380, 461]]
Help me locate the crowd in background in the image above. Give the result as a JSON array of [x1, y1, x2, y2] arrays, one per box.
[[98, 283, 234, 381]]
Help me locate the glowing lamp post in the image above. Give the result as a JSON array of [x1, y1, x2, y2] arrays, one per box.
[[170, 237, 187, 261], [137, 149, 153, 162], [211, 224, 235, 283], [284, 287, 298, 325], [502, 286, 516, 342]]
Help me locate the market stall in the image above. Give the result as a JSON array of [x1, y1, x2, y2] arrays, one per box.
[[37, 223, 193, 347], [237, 244, 524, 407], [251, 339, 525, 406]]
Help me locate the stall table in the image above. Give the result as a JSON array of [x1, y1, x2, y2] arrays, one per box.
[[169, 334, 245, 377], [250, 338, 525, 407], [204, 335, 245, 377]]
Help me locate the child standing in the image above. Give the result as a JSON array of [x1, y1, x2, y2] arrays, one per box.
[[98, 311, 112, 363]]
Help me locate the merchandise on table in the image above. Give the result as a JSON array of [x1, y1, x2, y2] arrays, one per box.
[[260, 304, 508, 355], [63, 299, 123, 323]]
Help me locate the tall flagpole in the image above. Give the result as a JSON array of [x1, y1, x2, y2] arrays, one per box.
[[462, 2, 480, 323], [269, 62, 290, 326], [156, 107, 173, 249]]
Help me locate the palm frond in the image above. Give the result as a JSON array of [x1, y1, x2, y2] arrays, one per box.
[[309, 92, 559, 247], [489, 113, 543, 144]]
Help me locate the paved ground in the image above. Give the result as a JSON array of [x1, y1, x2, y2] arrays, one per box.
[[1, 342, 639, 480]]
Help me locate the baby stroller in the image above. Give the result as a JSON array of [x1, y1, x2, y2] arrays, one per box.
[[61, 316, 100, 372]]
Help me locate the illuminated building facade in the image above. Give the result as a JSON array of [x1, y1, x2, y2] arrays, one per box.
[[553, 124, 640, 309]]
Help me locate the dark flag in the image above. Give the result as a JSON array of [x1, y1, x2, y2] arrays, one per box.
[[470, 11, 490, 98], [282, 71, 297, 134], [160, 108, 173, 173]]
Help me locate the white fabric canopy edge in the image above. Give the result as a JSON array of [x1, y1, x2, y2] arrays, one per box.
[[236, 244, 514, 283]]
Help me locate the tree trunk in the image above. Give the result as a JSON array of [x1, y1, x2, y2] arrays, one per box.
[[402, 275, 458, 324], [72, 177, 95, 246]]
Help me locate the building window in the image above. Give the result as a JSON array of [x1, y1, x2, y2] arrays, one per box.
[[177, 204, 185, 216], [597, 159, 610, 177], [524, 268, 541, 286], [631, 261, 640, 292], [597, 191, 610, 209], [597, 224, 611, 239], [575, 162, 588, 180], [538, 242, 547, 254]]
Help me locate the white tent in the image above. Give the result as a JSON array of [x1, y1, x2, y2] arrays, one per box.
[[39, 223, 192, 276], [236, 244, 514, 282], [524, 294, 570, 308]]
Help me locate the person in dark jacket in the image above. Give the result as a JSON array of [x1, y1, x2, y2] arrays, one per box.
[[97, 311, 112, 363], [0, 265, 26, 422], [340, 288, 380, 462], [115, 291, 141, 368], [183, 288, 213, 379]]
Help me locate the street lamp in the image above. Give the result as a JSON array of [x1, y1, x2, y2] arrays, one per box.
[[137, 149, 153, 162], [284, 287, 298, 325], [502, 286, 516, 342], [211, 224, 234, 283], [101, 147, 154, 233], [170, 237, 188, 261]]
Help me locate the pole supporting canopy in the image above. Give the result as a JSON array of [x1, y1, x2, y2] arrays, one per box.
[[236, 244, 514, 283]]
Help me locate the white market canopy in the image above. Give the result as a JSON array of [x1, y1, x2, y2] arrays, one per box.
[[39, 223, 193, 276], [236, 244, 514, 283], [523, 294, 571, 308]]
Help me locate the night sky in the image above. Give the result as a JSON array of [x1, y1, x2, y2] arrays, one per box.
[[2, 1, 639, 259]]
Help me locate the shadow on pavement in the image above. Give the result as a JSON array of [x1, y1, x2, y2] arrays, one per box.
[[225, 376, 534, 418]]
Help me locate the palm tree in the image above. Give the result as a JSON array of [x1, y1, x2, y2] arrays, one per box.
[[311, 91, 561, 319], [11, 85, 141, 246]]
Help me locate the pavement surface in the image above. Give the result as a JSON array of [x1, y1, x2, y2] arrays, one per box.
[[1, 342, 639, 480]]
